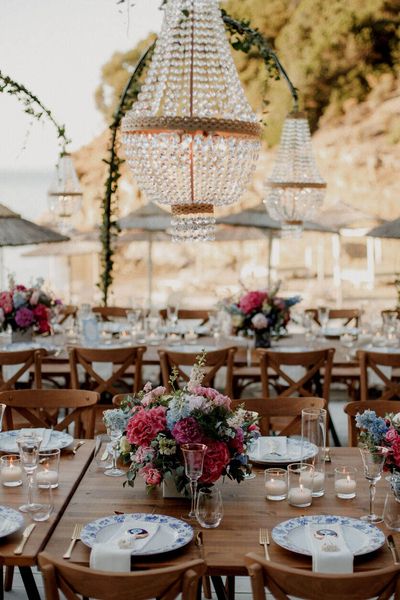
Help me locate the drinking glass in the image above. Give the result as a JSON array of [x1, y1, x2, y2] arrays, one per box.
[[340, 331, 357, 362], [104, 425, 124, 477], [167, 303, 179, 328], [27, 481, 53, 522], [181, 443, 207, 518], [17, 434, 42, 512], [301, 408, 326, 497], [37, 449, 60, 489], [0, 403, 5, 432], [318, 306, 329, 333], [94, 433, 113, 470], [359, 446, 388, 522], [196, 487, 223, 528]]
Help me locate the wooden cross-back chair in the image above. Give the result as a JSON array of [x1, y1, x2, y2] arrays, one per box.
[[244, 554, 400, 600], [159, 308, 210, 325], [257, 348, 338, 445], [344, 400, 400, 447], [38, 552, 206, 600], [382, 309, 400, 320], [0, 389, 99, 439], [232, 397, 326, 437], [158, 347, 237, 398], [57, 304, 78, 325], [305, 308, 361, 327], [0, 349, 45, 391], [358, 350, 400, 402], [92, 306, 130, 321]]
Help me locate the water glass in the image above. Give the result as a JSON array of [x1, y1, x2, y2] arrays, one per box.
[[318, 306, 329, 332], [383, 491, 400, 531], [28, 480, 53, 522], [196, 487, 223, 528], [37, 449, 60, 489], [94, 433, 113, 470], [105, 426, 124, 478], [301, 408, 326, 497]]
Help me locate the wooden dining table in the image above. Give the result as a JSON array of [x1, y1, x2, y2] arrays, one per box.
[[0, 440, 94, 600], [43, 447, 399, 593]]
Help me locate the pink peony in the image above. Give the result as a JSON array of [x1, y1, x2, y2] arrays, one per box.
[[134, 446, 155, 463], [190, 385, 218, 400], [172, 417, 204, 444], [139, 464, 162, 486], [213, 393, 231, 409], [200, 440, 230, 484], [0, 292, 13, 314], [238, 291, 268, 315], [126, 405, 167, 446], [33, 304, 49, 321], [386, 428, 400, 444], [15, 307, 34, 328]]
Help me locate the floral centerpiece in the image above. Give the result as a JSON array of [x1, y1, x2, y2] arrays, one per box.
[[221, 284, 301, 347], [0, 277, 62, 341], [356, 409, 400, 473], [112, 353, 260, 494]]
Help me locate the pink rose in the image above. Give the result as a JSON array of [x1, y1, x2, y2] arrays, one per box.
[[200, 440, 230, 484], [142, 385, 167, 406], [139, 464, 162, 486], [386, 428, 399, 443], [190, 385, 218, 400], [172, 417, 204, 444], [126, 405, 167, 446], [238, 291, 268, 315], [0, 292, 13, 314]]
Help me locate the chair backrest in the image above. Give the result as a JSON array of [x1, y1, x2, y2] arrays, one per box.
[[257, 348, 335, 401], [344, 399, 400, 447], [57, 304, 78, 325], [0, 349, 45, 391], [358, 350, 400, 402], [305, 308, 361, 327], [381, 309, 400, 320], [92, 306, 130, 321], [232, 397, 326, 436], [0, 389, 99, 438], [69, 346, 146, 396], [159, 308, 210, 325], [38, 551, 206, 600], [158, 347, 237, 397], [244, 553, 400, 600]]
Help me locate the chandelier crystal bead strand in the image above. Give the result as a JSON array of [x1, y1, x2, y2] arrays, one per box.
[[122, 0, 261, 242], [264, 112, 326, 236]]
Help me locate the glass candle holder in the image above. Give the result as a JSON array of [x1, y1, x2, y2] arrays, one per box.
[[287, 463, 313, 508], [264, 468, 287, 501], [0, 455, 23, 487], [334, 466, 357, 499], [36, 449, 60, 489], [299, 467, 325, 498]]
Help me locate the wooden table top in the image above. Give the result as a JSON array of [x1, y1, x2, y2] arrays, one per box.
[[0, 440, 94, 567], [44, 447, 398, 575]]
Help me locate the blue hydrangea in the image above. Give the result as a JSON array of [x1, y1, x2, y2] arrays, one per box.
[[103, 408, 129, 431], [166, 396, 192, 430], [285, 295, 302, 308], [355, 409, 388, 444], [13, 291, 27, 309]]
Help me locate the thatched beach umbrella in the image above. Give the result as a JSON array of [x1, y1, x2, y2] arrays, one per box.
[[0, 203, 68, 246], [367, 218, 400, 239]]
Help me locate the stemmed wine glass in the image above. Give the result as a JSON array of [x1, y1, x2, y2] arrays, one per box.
[[105, 424, 124, 478], [318, 306, 329, 334], [167, 303, 179, 332], [17, 434, 42, 512], [181, 443, 207, 518], [359, 446, 388, 523]]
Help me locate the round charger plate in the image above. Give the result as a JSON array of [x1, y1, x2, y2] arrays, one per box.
[[0, 430, 73, 453], [81, 513, 193, 556], [248, 438, 318, 465], [272, 515, 385, 556], [0, 505, 25, 538]]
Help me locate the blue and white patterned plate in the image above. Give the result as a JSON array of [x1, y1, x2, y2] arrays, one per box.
[[81, 513, 193, 556], [0, 430, 73, 453], [249, 438, 318, 465], [272, 515, 385, 556], [0, 505, 24, 538]]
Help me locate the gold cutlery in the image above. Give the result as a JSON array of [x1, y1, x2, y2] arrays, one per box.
[[14, 523, 36, 555], [387, 535, 400, 564], [259, 528, 270, 560], [72, 441, 85, 455], [63, 523, 82, 559]]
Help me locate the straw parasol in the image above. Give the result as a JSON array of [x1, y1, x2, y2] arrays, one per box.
[[367, 218, 400, 239], [0, 203, 68, 246]]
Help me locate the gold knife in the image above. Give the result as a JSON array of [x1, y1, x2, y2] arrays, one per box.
[[387, 535, 400, 564], [14, 523, 36, 555]]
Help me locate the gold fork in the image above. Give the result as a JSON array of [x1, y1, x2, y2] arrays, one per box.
[[63, 524, 82, 559], [259, 528, 270, 560]]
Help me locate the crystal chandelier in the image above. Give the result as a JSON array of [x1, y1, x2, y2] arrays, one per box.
[[48, 154, 83, 233], [264, 111, 326, 236], [122, 0, 261, 242]]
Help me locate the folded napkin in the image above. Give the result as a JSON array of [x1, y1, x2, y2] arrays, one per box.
[[257, 436, 287, 458], [306, 523, 353, 573], [90, 518, 159, 572], [20, 428, 52, 449]]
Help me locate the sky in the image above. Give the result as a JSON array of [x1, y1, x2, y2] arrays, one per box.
[[0, 0, 163, 170]]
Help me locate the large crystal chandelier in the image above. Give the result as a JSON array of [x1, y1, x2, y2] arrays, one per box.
[[48, 154, 83, 233], [122, 0, 261, 242], [264, 112, 326, 236]]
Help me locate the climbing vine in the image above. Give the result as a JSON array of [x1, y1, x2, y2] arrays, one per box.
[[99, 8, 298, 305]]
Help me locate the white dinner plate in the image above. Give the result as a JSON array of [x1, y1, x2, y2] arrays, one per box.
[[248, 437, 318, 465], [322, 327, 359, 339], [0, 430, 73, 453], [0, 505, 25, 538], [81, 513, 193, 556], [272, 515, 385, 556]]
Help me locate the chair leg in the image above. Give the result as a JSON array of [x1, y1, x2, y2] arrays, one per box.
[[328, 410, 341, 447], [4, 565, 13, 591], [225, 576, 235, 600], [202, 575, 212, 599]]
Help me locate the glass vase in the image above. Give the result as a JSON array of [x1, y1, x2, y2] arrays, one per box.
[[254, 329, 271, 348]]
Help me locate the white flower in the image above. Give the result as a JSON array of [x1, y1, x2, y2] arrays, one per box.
[[231, 314, 243, 328], [187, 363, 205, 391], [251, 313, 268, 329], [392, 413, 400, 427]]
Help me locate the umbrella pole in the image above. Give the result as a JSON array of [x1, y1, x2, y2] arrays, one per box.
[[148, 235, 153, 310], [267, 231, 273, 289]]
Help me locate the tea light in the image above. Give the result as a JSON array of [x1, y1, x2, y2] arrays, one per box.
[[36, 470, 58, 487], [335, 466, 357, 499], [299, 470, 325, 496], [288, 484, 312, 508], [264, 468, 287, 501], [0, 455, 23, 487]]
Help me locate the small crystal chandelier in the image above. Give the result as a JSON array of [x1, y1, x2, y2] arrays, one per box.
[[48, 153, 83, 233], [264, 112, 326, 236], [122, 0, 261, 242]]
